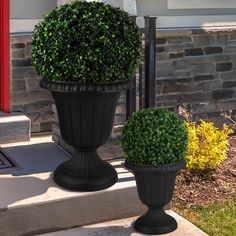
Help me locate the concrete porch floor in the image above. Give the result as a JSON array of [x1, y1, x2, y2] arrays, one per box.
[[0, 136, 208, 236]]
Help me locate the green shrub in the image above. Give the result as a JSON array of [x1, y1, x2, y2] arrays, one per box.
[[185, 120, 232, 171], [31, 1, 141, 83], [121, 108, 188, 165]]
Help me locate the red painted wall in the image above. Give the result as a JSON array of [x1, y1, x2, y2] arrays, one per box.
[[0, 0, 10, 112]]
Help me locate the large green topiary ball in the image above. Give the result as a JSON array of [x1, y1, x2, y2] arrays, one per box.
[[121, 108, 188, 165], [31, 1, 141, 83]]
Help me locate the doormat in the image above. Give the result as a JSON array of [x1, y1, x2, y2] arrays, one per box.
[[0, 148, 19, 173]]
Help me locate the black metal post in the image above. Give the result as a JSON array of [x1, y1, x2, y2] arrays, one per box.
[[139, 64, 143, 110], [126, 75, 136, 120], [144, 16, 157, 108], [126, 15, 138, 120]]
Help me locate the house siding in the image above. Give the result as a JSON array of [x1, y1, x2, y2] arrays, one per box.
[[11, 0, 57, 19], [136, 0, 236, 16]]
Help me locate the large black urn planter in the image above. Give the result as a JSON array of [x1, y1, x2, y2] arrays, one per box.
[[125, 160, 185, 235], [41, 78, 132, 191]]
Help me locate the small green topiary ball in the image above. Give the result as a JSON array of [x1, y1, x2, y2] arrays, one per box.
[[31, 1, 141, 83], [121, 108, 188, 165]]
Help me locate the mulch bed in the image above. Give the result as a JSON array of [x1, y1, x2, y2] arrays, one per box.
[[174, 136, 236, 207]]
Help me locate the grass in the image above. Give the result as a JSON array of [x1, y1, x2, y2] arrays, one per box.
[[173, 199, 236, 236]]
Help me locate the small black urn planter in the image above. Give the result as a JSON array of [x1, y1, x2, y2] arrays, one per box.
[[121, 108, 188, 234], [41, 78, 132, 191], [125, 160, 185, 235]]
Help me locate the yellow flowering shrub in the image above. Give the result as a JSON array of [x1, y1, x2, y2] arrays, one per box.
[[185, 120, 233, 171]]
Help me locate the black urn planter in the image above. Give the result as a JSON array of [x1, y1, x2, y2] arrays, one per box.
[[40, 78, 132, 191], [125, 160, 185, 235]]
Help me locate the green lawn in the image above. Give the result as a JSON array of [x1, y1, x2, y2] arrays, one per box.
[[173, 199, 236, 236]]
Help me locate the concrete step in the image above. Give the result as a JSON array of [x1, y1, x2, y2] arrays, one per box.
[[0, 136, 208, 236], [0, 136, 146, 236], [0, 112, 30, 144], [38, 212, 209, 236]]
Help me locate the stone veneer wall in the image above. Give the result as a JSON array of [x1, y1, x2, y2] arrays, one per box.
[[11, 35, 55, 133], [10, 34, 126, 135], [53, 27, 236, 151], [10, 28, 236, 140], [155, 28, 236, 125]]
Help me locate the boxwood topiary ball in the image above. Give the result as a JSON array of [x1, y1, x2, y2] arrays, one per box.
[[121, 108, 188, 165], [31, 1, 141, 83]]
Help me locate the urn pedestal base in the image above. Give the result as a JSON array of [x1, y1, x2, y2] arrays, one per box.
[[134, 208, 177, 235], [54, 150, 118, 191]]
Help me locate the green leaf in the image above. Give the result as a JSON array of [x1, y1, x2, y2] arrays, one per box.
[[121, 108, 188, 165], [31, 1, 141, 83]]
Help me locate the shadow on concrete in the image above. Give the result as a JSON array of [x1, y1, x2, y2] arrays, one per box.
[[3, 143, 132, 178], [47, 224, 136, 236], [0, 174, 135, 207], [2, 143, 71, 176], [0, 173, 54, 206], [117, 176, 135, 183], [0, 142, 135, 207]]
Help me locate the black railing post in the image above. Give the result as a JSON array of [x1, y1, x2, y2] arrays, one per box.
[[138, 64, 143, 109], [144, 16, 157, 108], [126, 75, 136, 120], [126, 15, 138, 120]]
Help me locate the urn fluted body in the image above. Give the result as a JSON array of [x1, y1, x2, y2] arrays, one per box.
[[125, 160, 185, 234], [41, 78, 132, 191]]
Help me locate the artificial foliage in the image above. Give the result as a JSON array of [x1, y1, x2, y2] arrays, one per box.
[[121, 108, 188, 165], [31, 1, 141, 83], [185, 120, 232, 171]]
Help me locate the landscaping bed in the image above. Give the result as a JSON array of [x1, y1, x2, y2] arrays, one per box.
[[173, 135, 236, 236], [174, 135, 236, 206]]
